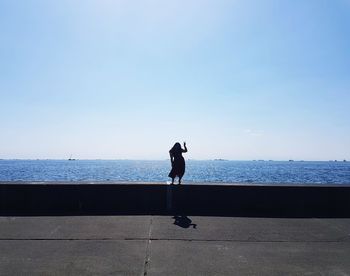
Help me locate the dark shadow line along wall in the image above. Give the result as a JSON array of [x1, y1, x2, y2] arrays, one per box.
[[1, 183, 350, 217]]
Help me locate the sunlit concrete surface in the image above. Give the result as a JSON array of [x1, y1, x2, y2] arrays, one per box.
[[1, 216, 349, 275]]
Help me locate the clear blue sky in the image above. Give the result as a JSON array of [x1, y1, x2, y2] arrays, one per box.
[[1, 0, 349, 160]]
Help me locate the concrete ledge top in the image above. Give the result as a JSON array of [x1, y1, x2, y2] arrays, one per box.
[[1, 181, 350, 187]]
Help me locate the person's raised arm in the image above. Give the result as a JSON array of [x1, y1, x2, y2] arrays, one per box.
[[183, 142, 188, 153]]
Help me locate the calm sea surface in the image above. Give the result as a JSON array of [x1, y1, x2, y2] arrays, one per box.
[[0, 160, 349, 184]]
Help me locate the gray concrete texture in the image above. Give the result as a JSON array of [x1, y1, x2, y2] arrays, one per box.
[[1, 216, 350, 275]]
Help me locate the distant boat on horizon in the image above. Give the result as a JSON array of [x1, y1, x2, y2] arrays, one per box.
[[214, 159, 228, 161], [68, 154, 76, 161]]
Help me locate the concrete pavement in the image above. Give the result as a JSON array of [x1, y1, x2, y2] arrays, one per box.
[[1, 216, 350, 275]]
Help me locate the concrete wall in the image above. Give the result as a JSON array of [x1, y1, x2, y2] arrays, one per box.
[[1, 183, 350, 217]]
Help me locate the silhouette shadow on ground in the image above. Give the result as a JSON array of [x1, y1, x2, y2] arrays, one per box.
[[173, 215, 197, 229]]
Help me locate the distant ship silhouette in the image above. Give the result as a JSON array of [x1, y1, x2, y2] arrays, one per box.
[[68, 154, 76, 161]]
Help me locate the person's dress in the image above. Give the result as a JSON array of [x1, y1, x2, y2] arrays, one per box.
[[168, 151, 185, 178]]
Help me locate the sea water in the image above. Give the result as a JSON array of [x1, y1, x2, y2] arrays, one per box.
[[0, 160, 349, 184]]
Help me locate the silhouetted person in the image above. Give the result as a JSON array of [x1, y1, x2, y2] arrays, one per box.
[[168, 142, 187, 184]]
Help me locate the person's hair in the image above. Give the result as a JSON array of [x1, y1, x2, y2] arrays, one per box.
[[170, 142, 182, 154]]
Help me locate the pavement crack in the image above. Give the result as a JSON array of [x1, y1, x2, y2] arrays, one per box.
[[0, 238, 122, 241], [0, 237, 348, 243], [142, 216, 153, 276]]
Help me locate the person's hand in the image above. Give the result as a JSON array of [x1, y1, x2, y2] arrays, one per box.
[[184, 141, 186, 146]]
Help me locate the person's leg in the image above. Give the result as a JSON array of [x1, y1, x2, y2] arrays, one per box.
[[178, 177, 182, 184], [171, 178, 175, 184]]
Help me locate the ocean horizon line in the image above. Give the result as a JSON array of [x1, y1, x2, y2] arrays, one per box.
[[0, 158, 347, 162]]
